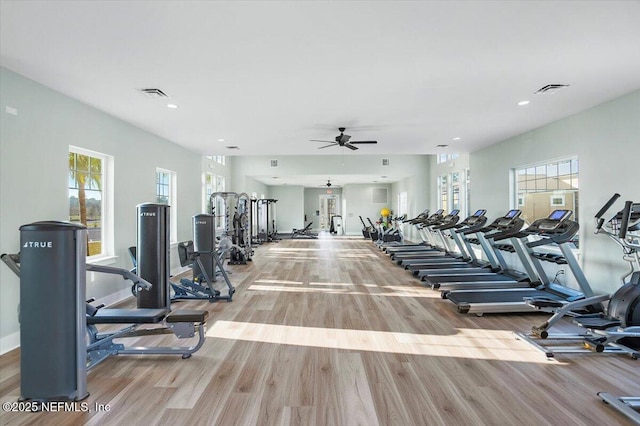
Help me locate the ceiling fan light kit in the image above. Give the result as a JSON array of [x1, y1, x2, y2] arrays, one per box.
[[310, 127, 378, 150]]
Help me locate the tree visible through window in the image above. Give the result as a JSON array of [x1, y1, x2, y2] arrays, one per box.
[[69, 150, 104, 256]]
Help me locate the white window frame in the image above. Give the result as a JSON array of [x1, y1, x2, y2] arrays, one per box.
[[69, 146, 114, 262], [156, 167, 177, 243], [436, 153, 459, 164], [437, 174, 448, 211], [203, 172, 215, 213], [397, 192, 408, 216]]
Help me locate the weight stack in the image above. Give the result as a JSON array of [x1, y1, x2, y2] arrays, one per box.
[[192, 214, 215, 280], [136, 203, 170, 309], [18, 221, 88, 401]]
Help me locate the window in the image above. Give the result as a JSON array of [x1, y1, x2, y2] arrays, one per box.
[[210, 174, 226, 228], [207, 155, 226, 166], [437, 153, 459, 164], [451, 172, 461, 211], [156, 168, 177, 242], [465, 169, 471, 217], [216, 175, 225, 192], [204, 172, 214, 213], [397, 192, 408, 216], [438, 175, 448, 210], [69, 147, 113, 259], [515, 158, 579, 224]]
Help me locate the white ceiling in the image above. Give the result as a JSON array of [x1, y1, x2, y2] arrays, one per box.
[[2, 1, 640, 161]]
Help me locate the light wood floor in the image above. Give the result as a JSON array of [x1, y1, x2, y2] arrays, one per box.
[[1, 235, 639, 425]]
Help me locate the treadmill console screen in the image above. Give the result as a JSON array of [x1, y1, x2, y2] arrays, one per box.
[[449, 209, 460, 216], [505, 210, 520, 219], [435, 209, 444, 215], [549, 210, 572, 221], [473, 209, 486, 217]]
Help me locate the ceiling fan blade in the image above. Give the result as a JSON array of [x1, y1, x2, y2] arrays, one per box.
[[344, 143, 359, 151], [310, 139, 335, 143], [349, 141, 378, 144], [318, 143, 338, 149]]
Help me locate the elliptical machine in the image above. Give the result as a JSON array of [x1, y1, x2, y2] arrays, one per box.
[[516, 194, 640, 358]]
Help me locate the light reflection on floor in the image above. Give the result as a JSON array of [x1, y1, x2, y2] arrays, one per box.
[[206, 321, 554, 363]]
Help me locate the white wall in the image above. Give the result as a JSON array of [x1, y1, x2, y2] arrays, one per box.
[[342, 184, 392, 235], [392, 156, 432, 241], [0, 68, 203, 352], [470, 90, 640, 294], [270, 185, 305, 232]]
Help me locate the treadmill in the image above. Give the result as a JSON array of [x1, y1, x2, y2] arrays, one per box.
[[379, 209, 433, 252], [389, 210, 460, 260], [420, 210, 534, 290], [397, 209, 489, 269], [444, 209, 596, 315], [406, 210, 519, 277], [384, 209, 445, 254]]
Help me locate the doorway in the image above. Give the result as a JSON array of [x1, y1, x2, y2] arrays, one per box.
[[319, 195, 341, 231]]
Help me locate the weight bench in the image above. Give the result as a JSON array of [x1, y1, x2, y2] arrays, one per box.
[[86, 306, 208, 369], [291, 222, 318, 239]]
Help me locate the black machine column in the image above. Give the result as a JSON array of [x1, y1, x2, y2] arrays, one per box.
[[192, 214, 215, 280], [136, 203, 170, 309], [18, 221, 88, 401]]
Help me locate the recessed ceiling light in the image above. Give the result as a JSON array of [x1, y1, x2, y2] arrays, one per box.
[[272, 177, 278, 179], [452, 137, 461, 141], [436, 144, 448, 148], [517, 100, 530, 106], [167, 103, 179, 109], [218, 139, 225, 142]]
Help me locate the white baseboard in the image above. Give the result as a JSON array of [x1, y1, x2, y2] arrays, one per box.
[[94, 287, 134, 308], [0, 331, 20, 355], [171, 266, 190, 277]]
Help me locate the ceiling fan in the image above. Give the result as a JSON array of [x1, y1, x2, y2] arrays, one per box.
[[310, 127, 378, 150]]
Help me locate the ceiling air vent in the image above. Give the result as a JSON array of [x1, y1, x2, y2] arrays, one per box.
[[382, 158, 390, 166], [139, 88, 168, 98], [436, 144, 448, 148], [226, 146, 239, 150], [535, 84, 569, 95], [270, 159, 278, 167]]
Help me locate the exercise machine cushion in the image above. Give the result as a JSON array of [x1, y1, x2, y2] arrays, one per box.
[[87, 308, 167, 324], [165, 310, 208, 323]]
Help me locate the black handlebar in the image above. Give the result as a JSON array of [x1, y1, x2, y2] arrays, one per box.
[[620, 200, 632, 239], [595, 193, 620, 219]]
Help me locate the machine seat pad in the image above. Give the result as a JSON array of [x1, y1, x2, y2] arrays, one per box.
[[165, 309, 208, 323], [87, 308, 168, 324], [574, 315, 621, 330]]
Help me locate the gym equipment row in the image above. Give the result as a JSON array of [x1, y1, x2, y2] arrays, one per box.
[[376, 197, 639, 422], [1, 203, 209, 402]]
